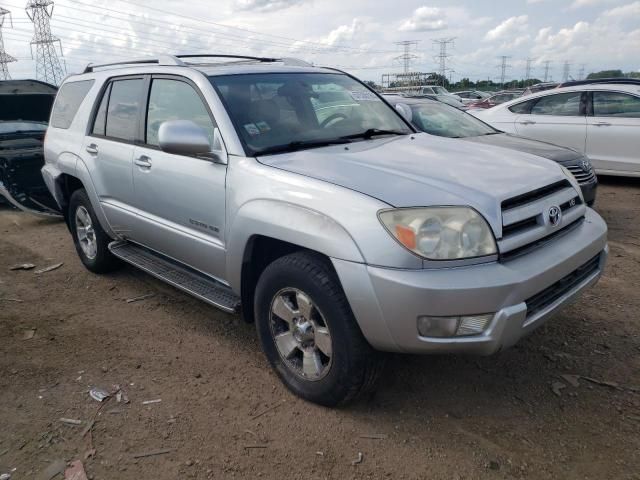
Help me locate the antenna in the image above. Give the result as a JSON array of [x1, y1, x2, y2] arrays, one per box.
[[26, 0, 66, 85], [0, 7, 16, 80]]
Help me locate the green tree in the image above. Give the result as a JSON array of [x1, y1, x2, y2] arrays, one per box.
[[587, 70, 624, 79]]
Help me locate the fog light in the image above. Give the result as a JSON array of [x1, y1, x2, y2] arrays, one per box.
[[417, 314, 493, 338]]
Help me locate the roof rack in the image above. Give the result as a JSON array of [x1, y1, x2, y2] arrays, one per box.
[[83, 54, 312, 73], [557, 78, 640, 88]]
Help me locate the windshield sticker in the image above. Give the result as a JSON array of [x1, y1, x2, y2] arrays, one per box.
[[243, 123, 261, 136], [255, 121, 271, 132], [350, 90, 379, 102]]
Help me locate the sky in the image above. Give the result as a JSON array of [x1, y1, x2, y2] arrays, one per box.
[[1, 0, 639, 83]]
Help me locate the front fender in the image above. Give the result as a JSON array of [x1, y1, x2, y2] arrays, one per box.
[[225, 199, 365, 291]]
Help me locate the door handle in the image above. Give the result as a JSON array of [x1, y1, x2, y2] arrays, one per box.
[[134, 156, 152, 168], [519, 120, 536, 125], [593, 121, 611, 127], [85, 144, 98, 155]]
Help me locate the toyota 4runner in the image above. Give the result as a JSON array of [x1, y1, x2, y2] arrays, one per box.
[[43, 55, 608, 406]]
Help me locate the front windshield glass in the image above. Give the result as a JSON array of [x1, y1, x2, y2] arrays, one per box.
[[433, 86, 449, 95], [210, 73, 411, 155], [410, 102, 497, 138], [0, 121, 48, 135]]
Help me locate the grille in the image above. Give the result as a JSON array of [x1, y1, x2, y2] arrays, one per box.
[[525, 254, 601, 319], [499, 179, 585, 259], [565, 164, 596, 185]]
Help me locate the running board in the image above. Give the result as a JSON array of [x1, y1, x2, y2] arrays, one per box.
[[108, 241, 240, 313]]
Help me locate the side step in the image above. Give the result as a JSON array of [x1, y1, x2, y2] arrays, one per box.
[[108, 241, 240, 313]]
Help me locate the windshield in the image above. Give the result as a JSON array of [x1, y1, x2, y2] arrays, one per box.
[[210, 72, 411, 155], [0, 121, 48, 135], [433, 86, 450, 95], [409, 102, 497, 138]]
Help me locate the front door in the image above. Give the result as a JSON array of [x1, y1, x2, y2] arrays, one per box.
[[131, 76, 227, 280], [514, 91, 587, 153], [586, 90, 640, 174]]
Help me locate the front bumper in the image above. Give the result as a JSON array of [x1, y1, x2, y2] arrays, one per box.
[[333, 207, 608, 354]]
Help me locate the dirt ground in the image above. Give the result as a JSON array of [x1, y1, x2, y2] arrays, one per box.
[[1, 177, 639, 480]]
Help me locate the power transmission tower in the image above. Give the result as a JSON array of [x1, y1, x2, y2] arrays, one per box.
[[0, 8, 16, 80], [26, 0, 66, 85], [578, 63, 586, 80], [433, 37, 455, 85], [525, 57, 536, 80], [394, 40, 419, 74], [542, 60, 552, 82], [496, 56, 511, 86], [562, 60, 571, 82]]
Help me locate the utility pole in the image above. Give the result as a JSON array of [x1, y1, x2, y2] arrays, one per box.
[[433, 37, 455, 86], [542, 60, 551, 82], [497, 55, 511, 87], [26, 0, 66, 85], [0, 7, 16, 80], [394, 40, 419, 74], [562, 60, 571, 82], [525, 57, 536, 81]]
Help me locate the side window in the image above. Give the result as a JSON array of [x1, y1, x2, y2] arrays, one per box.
[[593, 92, 640, 118], [530, 92, 582, 116], [146, 79, 215, 147], [50, 80, 94, 129], [105, 79, 144, 142], [91, 83, 111, 136], [509, 99, 536, 114]]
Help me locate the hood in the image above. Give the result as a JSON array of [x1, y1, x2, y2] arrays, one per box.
[[258, 133, 567, 233], [462, 133, 583, 163], [0, 80, 57, 123]]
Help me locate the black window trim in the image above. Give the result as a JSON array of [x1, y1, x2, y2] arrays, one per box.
[[587, 89, 640, 118], [87, 74, 148, 146], [139, 73, 218, 156]]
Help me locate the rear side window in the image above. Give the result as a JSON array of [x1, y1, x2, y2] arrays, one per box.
[[509, 99, 536, 114], [530, 92, 582, 116], [593, 92, 640, 118], [105, 79, 144, 142], [50, 80, 94, 129]]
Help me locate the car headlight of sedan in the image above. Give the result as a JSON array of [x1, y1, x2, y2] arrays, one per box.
[[379, 207, 497, 260]]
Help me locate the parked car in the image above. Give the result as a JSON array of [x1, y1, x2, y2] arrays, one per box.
[[473, 81, 640, 177], [384, 95, 597, 205], [43, 54, 608, 406], [455, 90, 491, 105], [467, 91, 522, 109], [523, 82, 558, 96], [0, 79, 60, 216], [417, 85, 463, 102], [405, 93, 467, 110]]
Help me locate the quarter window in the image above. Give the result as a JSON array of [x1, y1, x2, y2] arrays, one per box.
[[593, 92, 640, 118], [105, 79, 144, 142], [50, 80, 94, 129], [509, 99, 536, 114], [530, 92, 582, 116], [146, 79, 215, 147]]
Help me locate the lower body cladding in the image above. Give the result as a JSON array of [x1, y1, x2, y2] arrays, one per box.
[[333, 207, 608, 355]]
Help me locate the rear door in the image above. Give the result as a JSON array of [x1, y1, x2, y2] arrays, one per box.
[[514, 91, 587, 153], [131, 75, 227, 279], [585, 90, 640, 174], [83, 76, 145, 236]]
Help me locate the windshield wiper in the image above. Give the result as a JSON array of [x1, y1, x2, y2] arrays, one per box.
[[340, 128, 408, 140], [254, 138, 352, 156]]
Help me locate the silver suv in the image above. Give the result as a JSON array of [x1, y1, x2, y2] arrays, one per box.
[[43, 55, 608, 406]]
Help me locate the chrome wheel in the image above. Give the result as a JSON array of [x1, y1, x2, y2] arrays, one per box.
[[269, 288, 332, 381], [75, 206, 97, 260]]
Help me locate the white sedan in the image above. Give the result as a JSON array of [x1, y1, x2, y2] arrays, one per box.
[[473, 81, 640, 177]]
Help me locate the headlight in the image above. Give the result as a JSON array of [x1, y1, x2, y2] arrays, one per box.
[[379, 207, 497, 260]]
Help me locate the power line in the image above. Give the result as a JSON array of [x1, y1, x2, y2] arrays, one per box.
[[542, 60, 552, 82], [0, 7, 17, 79], [394, 40, 419, 74], [26, 0, 66, 84], [496, 55, 511, 86], [578, 63, 586, 80], [562, 60, 571, 82], [433, 37, 455, 85], [525, 57, 536, 80]]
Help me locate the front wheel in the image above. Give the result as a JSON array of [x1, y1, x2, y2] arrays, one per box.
[[254, 252, 383, 406], [69, 189, 121, 274]]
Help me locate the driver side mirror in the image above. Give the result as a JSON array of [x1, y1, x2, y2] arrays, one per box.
[[158, 120, 227, 164], [395, 103, 413, 123]]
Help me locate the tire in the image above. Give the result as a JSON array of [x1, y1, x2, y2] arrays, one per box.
[[254, 251, 383, 406], [68, 189, 120, 274]]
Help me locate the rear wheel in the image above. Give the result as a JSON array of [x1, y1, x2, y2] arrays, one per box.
[[254, 251, 383, 406], [69, 189, 120, 273]]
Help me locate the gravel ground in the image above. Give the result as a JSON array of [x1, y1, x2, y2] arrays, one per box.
[[1, 177, 639, 480]]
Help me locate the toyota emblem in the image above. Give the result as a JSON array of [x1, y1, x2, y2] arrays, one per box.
[[581, 159, 590, 173], [548, 205, 562, 227]]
